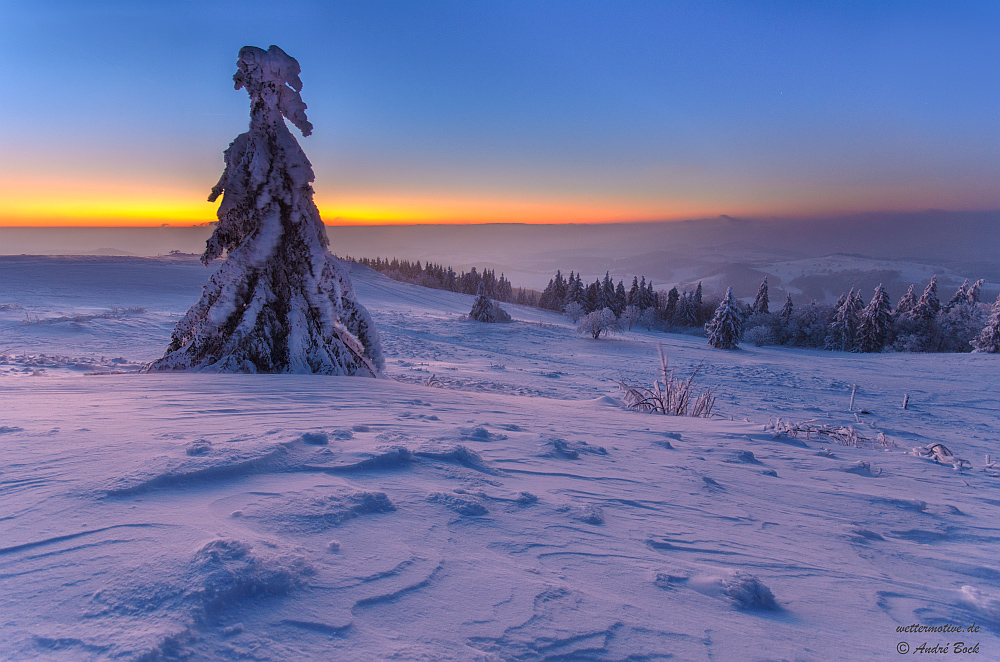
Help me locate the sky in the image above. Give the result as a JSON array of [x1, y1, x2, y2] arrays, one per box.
[[1, 0, 999, 227]]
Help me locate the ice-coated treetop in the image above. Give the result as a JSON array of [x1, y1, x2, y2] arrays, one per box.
[[234, 45, 313, 136]]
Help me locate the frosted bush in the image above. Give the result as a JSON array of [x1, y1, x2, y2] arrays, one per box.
[[744, 324, 775, 347]]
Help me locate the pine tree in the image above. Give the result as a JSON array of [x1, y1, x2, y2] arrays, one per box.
[[469, 282, 511, 322], [856, 284, 892, 353], [148, 46, 382, 376], [825, 288, 861, 351], [966, 279, 984, 304], [910, 276, 940, 322], [971, 293, 1000, 352], [751, 276, 769, 315], [706, 287, 743, 350], [894, 285, 917, 318], [613, 280, 627, 317], [628, 276, 640, 306], [779, 292, 793, 318], [945, 279, 969, 310], [664, 287, 680, 321]]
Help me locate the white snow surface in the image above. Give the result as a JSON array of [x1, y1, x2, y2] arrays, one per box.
[[2, 255, 999, 660]]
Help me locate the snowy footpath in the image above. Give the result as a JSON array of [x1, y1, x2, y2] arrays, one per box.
[[2, 256, 999, 660]]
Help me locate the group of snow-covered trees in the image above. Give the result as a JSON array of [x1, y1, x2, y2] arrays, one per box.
[[726, 276, 998, 353], [354, 257, 527, 304], [355, 253, 999, 354]]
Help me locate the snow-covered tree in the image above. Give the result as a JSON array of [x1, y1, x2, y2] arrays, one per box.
[[663, 287, 680, 321], [894, 276, 942, 352], [825, 288, 861, 352], [563, 301, 585, 323], [971, 293, 1000, 353], [894, 284, 917, 318], [613, 280, 627, 317], [937, 300, 984, 352], [147, 45, 382, 376], [779, 292, 793, 319], [577, 307, 621, 339], [751, 276, 769, 315], [856, 284, 892, 353], [620, 304, 640, 330], [910, 276, 941, 322], [705, 287, 743, 350], [469, 282, 511, 323], [966, 278, 984, 304], [944, 279, 969, 311]]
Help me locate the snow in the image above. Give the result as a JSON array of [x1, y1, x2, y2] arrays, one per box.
[[2, 255, 999, 660]]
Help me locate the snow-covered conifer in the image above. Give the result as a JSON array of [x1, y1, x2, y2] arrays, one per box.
[[664, 287, 680, 321], [894, 285, 917, 318], [966, 279, 984, 304], [613, 280, 627, 317], [751, 276, 769, 315], [945, 280, 969, 311], [147, 45, 382, 375], [779, 292, 793, 318], [469, 282, 511, 323], [856, 284, 892, 353], [825, 288, 861, 351], [910, 276, 940, 321], [705, 287, 743, 350], [628, 277, 640, 306], [971, 293, 1000, 353]]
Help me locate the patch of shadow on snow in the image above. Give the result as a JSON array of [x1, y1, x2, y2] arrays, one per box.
[[301, 431, 329, 445], [185, 439, 212, 456], [458, 426, 507, 442], [848, 527, 885, 544], [322, 446, 415, 472], [414, 444, 501, 475], [702, 476, 725, 490], [188, 539, 314, 622], [889, 529, 949, 544], [870, 497, 928, 513], [654, 570, 691, 589], [428, 492, 488, 516], [516, 491, 538, 505], [545, 438, 608, 460], [725, 450, 762, 464], [959, 585, 1000, 626], [841, 460, 882, 476], [104, 444, 293, 497], [248, 491, 396, 532], [724, 573, 779, 611]]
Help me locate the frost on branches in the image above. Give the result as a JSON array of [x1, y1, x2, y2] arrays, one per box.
[[146, 45, 383, 376], [706, 287, 743, 350], [971, 293, 1000, 353]]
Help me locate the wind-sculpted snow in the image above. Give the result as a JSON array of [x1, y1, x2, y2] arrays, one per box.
[[3, 257, 1000, 659]]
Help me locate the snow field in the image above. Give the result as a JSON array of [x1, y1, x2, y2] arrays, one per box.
[[1, 256, 999, 660]]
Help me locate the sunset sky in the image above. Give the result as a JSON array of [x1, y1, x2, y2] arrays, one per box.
[[2, 1, 998, 227]]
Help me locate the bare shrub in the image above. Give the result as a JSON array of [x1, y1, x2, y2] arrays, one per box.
[[764, 418, 896, 449], [617, 345, 715, 418]]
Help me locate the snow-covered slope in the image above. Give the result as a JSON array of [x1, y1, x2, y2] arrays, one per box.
[[2, 256, 998, 660]]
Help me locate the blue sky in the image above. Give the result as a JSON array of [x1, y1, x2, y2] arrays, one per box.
[[2, 0, 998, 225]]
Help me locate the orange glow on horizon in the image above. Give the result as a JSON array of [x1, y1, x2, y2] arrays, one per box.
[[3, 176, 990, 228], [0, 185, 708, 227]]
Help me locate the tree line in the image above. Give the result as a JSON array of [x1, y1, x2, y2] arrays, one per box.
[[348, 255, 1000, 353]]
